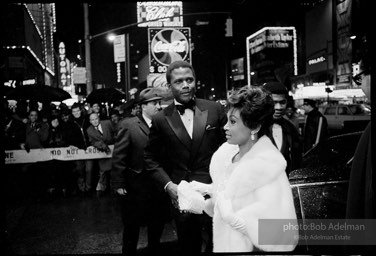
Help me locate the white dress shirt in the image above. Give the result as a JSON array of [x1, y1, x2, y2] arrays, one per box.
[[174, 99, 194, 138], [96, 124, 104, 134], [272, 123, 283, 150], [142, 113, 152, 128]]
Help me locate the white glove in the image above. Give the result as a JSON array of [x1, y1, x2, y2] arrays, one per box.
[[203, 198, 214, 217], [189, 181, 213, 196], [177, 181, 206, 214], [216, 191, 247, 235]]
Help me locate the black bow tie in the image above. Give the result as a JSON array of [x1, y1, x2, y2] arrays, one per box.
[[176, 100, 195, 115]]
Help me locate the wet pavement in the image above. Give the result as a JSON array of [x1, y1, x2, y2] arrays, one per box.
[[4, 165, 178, 255], [5, 191, 179, 255]]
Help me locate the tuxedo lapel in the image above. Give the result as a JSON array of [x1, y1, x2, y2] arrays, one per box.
[[165, 107, 191, 150], [190, 105, 208, 160]]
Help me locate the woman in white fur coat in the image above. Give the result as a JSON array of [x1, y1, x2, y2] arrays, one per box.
[[191, 86, 298, 253]]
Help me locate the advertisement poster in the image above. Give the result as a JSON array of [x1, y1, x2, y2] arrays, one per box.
[[148, 27, 191, 74]]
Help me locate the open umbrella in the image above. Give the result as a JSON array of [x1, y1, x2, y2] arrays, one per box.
[[85, 88, 126, 104], [5, 84, 71, 102]]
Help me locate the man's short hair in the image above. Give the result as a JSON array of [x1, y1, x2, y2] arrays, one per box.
[[303, 99, 316, 108], [262, 81, 288, 95], [166, 60, 195, 84], [71, 102, 81, 110]]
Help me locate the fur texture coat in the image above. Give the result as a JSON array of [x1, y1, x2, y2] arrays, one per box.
[[208, 135, 298, 252]]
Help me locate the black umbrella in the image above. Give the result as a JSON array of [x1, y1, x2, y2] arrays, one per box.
[[5, 84, 71, 102], [86, 88, 126, 104]]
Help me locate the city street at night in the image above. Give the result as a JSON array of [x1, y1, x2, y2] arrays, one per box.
[[3, 0, 373, 255]]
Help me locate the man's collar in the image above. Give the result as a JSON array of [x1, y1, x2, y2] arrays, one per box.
[[142, 113, 152, 128]]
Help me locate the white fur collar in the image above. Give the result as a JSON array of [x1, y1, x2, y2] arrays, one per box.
[[211, 136, 287, 198]]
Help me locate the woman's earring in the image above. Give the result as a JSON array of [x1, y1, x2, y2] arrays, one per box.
[[250, 131, 257, 141]]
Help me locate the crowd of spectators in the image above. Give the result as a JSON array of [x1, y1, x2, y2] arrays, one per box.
[[4, 99, 139, 201]]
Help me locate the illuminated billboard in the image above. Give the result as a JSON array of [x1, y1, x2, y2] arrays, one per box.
[[137, 1, 183, 27], [246, 27, 297, 86], [148, 27, 191, 74]]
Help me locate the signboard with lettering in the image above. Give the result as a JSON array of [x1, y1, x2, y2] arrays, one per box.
[[58, 42, 68, 87], [113, 34, 125, 63], [246, 27, 297, 86], [148, 27, 191, 74], [73, 67, 86, 84], [137, 1, 183, 27], [5, 146, 114, 165]]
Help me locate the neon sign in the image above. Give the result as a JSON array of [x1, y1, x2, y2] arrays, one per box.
[[137, 1, 183, 27], [59, 42, 67, 86], [308, 56, 326, 65]]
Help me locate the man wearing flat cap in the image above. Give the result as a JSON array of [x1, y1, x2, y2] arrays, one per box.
[[111, 87, 167, 255], [263, 81, 302, 175], [144, 60, 227, 255], [301, 98, 328, 153]]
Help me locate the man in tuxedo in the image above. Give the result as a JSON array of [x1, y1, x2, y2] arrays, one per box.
[[263, 81, 302, 176], [87, 112, 115, 192], [111, 88, 167, 255], [144, 60, 227, 255]]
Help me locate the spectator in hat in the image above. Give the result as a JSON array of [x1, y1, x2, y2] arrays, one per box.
[[111, 87, 168, 254], [263, 81, 302, 176], [301, 98, 328, 153]]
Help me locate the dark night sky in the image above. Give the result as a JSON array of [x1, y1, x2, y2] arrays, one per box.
[[54, 1, 307, 98]]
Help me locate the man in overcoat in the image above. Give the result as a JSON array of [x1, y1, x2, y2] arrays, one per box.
[[144, 60, 227, 255], [111, 88, 167, 255]]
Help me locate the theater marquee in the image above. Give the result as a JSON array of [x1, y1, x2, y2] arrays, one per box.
[[246, 27, 297, 85]]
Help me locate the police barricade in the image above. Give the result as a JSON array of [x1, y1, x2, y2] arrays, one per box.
[[5, 145, 114, 165]]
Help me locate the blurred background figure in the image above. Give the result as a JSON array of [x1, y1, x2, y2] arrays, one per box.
[[87, 112, 115, 193], [109, 109, 121, 135], [46, 114, 74, 199], [21, 109, 50, 201], [4, 107, 25, 150], [120, 99, 140, 119], [263, 81, 302, 176], [91, 102, 108, 120], [70, 103, 94, 195], [284, 101, 300, 132], [301, 99, 328, 153], [346, 60, 373, 219]]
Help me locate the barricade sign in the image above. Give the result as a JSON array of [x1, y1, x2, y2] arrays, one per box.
[[5, 145, 114, 164]]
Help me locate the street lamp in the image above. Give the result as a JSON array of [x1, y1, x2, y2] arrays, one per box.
[[107, 34, 116, 42]]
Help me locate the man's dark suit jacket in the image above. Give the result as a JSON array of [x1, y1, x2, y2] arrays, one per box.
[[87, 120, 115, 171], [112, 115, 151, 187], [111, 115, 169, 223], [269, 118, 302, 176], [144, 98, 227, 190]]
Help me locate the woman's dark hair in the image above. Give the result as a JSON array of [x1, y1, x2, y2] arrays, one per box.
[[227, 85, 274, 137]]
